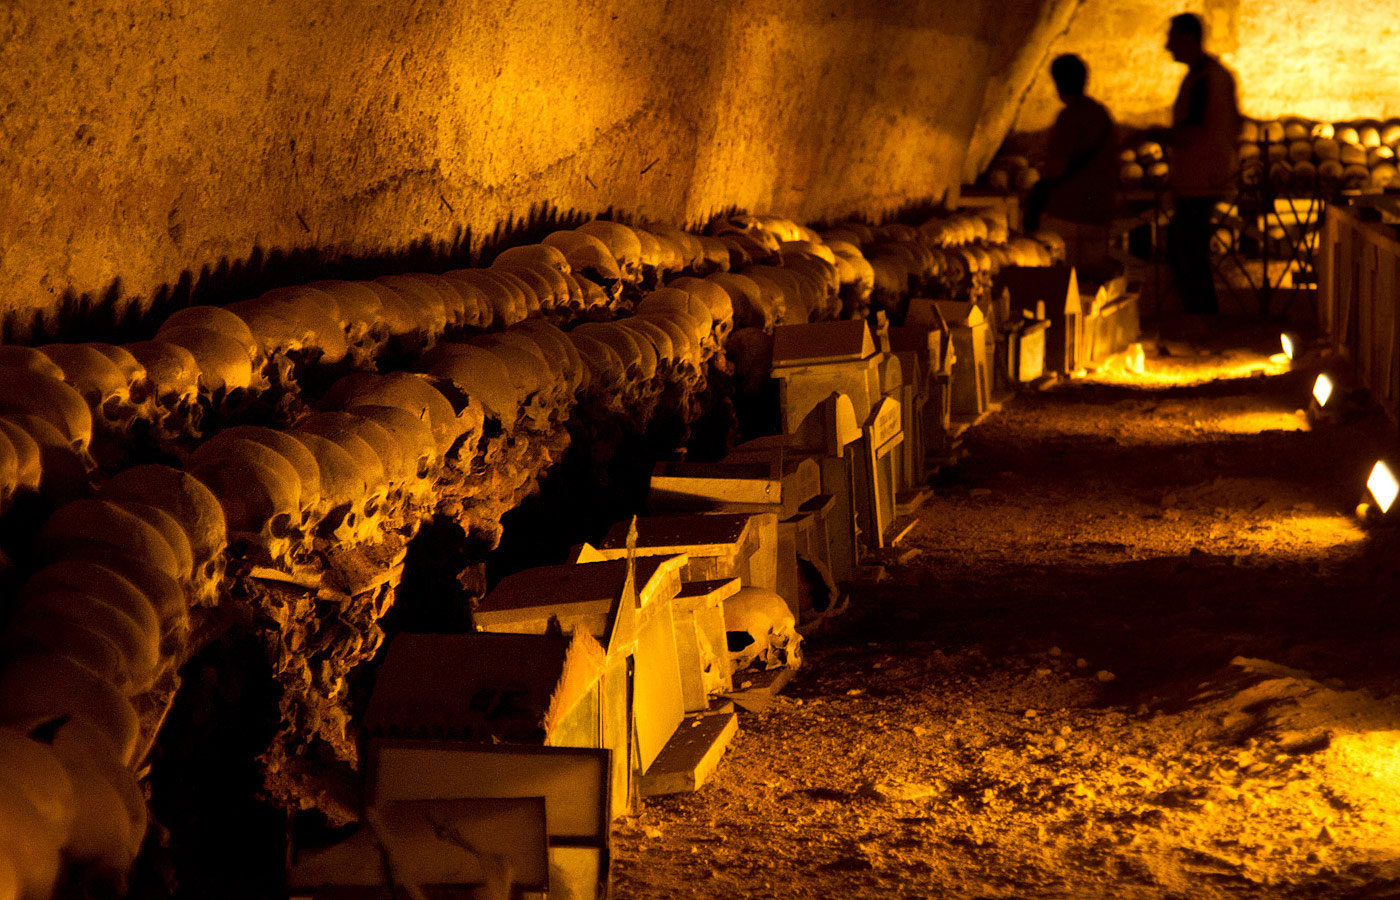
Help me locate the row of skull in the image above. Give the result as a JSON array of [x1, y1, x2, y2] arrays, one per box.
[[0, 464, 230, 897], [0, 206, 1063, 897]]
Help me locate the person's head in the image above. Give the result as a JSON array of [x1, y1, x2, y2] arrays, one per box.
[[1166, 13, 1205, 64], [1050, 54, 1088, 101]]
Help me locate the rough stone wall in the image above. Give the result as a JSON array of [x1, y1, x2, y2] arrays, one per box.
[[1012, 0, 1400, 135], [0, 0, 1051, 335]]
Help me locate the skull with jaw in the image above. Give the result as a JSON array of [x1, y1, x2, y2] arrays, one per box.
[[724, 586, 802, 672]]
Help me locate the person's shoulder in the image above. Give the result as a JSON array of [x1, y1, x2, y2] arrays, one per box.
[[1078, 96, 1116, 130], [1204, 54, 1236, 82]]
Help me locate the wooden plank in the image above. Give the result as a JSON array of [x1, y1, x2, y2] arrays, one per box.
[[639, 712, 739, 797]]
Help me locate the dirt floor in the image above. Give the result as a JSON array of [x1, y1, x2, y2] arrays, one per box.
[[613, 320, 1400, 900]]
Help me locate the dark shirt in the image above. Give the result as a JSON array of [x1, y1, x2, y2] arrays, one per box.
[[1170, 54, 1240, 195], [1043, 96, 1118, 225]]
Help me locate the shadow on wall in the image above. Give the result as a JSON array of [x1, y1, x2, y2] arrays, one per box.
[[0, 201, 614, 346], [1, 194, 960, 348]]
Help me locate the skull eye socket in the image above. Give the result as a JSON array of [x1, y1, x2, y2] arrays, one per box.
[[269, 513, 294, 539], [727, 631, 757, 653]]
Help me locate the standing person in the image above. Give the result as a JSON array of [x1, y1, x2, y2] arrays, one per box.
[[1163, 12, 1241, 314], [1028, 54, 1119, 284]]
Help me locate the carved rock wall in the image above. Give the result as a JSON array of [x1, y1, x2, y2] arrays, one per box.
[[1012, 0, 1400, 135], [0, 0, 1069, 335]]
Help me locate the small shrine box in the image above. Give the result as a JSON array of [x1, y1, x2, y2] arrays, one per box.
[[359, 632, 616, 899], [472, 557, 688, 817], [722, 393, 863, 587], [648, 456, 820, 522], [770, 320, 884, 431], [930, 300, 991, 420], [369, 740, 612, 900], [997, 265, 1083, 374], [288, 796, 552, 899]]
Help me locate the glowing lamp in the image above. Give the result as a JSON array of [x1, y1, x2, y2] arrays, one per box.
[[1312, 373, 1333, 407], [1368, 461, 1398, 514], [1280, 332, 1296, 360]]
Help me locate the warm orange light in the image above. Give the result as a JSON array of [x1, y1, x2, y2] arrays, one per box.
[[1281, 333, 1296, 360], [1313, 374, 1334, 407], [1368, 462, 1398, 514]]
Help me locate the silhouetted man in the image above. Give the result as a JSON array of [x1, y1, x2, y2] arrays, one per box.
[[1164, 12, 1240, 314], [1032, 54, 1118, 284]]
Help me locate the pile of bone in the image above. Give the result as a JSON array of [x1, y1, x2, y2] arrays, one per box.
[[1118, 141, 1170, 189], [1239, 118, 1400, 193], [983, 154, 1042, 194], [0, 466, 227, 899], [823, 212, 1061, 315]]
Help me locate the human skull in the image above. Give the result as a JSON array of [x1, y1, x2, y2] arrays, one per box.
[[160, 306, 258, 359], [50, 716, 149, 870], [36, 499, 183, 583], [0, 418, 41, 498], [573, 322, 652, 381], [294, 412, 401, 530], [486, 268, 543, 316], [0, 346, 66, 380], [468, 335, 555, 432], [37, 344, 145, 436], [709, 272, 771, 332], [442, 269, 526, 328], [564, 333, 627, 411], [226, 287, 349, 365], [0, 413, 93, 504], [723, 586, 801, 672], [423, 343, 521, 433], [321, 372, 472, 460], [188, 437, 306, 570], [0, 651, 141, 766], [492, 263, 566, 314], [694, 236, 732, 275], [155, 325, 259, 394], [287, 431, 378, 547], [124, 340, 204, 440], [666, 277, 733, 348], [574, 221, 644, 284], [0, 369, 94, 454], [437, 273, 494, 330], [742, 268, 795, 324], [17, 560, 165, 691], [304, 280, 391, 365], [101, 465, 229, 609], [345, 404, 440, 503], [541, 231, 623, 293]]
